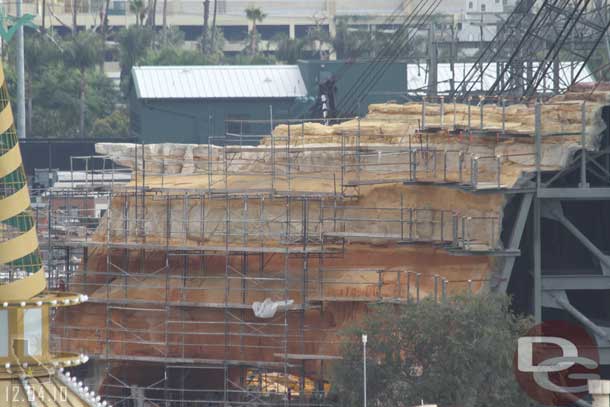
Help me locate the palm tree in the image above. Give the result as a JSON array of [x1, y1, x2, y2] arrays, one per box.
[[129, 0, 148, 26], [71, 0, 78, 33], [306, 20, 331, 60], [273, 33, 305, 64], [23, 33, 60, 135], [245, 5, 266, 54], [202, 0, 210, 52], [145, 0, 157, 26], [162, 0, 168, 28], [64, 31, 102, 137], [117, 26, 154, 94], [100, 0, 112, 69], [211, 0, 218, 50]]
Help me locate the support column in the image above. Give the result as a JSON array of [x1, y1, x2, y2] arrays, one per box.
[[552, 59, 560, 94], [534, 103, 542, 323], [16, 0, 26, 139], [327, 0, 336, 38], [289, 24, 295, 40], [534, 195, 542, 323], [427, 25, 438, 97], [589, 380, 610, 407]]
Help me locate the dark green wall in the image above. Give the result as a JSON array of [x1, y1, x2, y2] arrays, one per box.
[[297, 60, 407, 117], [130, 61, 407, 144], [131, 96, 304, 144]]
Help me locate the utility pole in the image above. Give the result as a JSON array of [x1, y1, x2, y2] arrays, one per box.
[[362, 333, 367, 407], [210, 0, 217, 51], [427, 24, 438, 97], [202, 0, 210, 52], [16, 0, 26, 139]]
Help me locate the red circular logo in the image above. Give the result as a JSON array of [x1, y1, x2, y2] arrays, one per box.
[[513, 320, 600, 406]]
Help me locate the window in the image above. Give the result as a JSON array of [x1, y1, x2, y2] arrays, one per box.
[[0, 310, 7, 357], [24, 308, 42, 356], [481, 4, 486, 11], [469, 1, 473, 8]]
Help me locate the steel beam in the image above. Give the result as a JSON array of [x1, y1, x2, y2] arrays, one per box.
[[541, 200, 610, 273], [496, 193, 534, 292], [546, 291, 610, 344], [543, 274, 610, 290], [537, 188, 610, 200], [534, 194, 542, 323]]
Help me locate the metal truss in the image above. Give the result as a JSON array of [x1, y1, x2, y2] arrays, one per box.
[[453, 0, 610, 99]]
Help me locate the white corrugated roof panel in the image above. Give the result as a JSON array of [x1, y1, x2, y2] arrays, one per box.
[[132, 65, 308, 99]]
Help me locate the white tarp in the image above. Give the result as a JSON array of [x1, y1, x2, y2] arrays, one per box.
[[252, 298, 295, 318]]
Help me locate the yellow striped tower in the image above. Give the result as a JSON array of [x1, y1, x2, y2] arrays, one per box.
[[0, 61, 109, 406]]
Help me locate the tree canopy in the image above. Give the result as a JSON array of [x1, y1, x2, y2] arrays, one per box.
[[331, 293, 534, 407], [8, 30, 124, 139], [6, 11, 437, 139]]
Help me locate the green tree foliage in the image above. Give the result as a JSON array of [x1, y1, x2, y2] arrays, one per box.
[[116, 26, 227, 92], [333, 19, 375, 60], [8, 11, 439, 139], [155, 26, 186, 48], [272, 33, 306, 64], [64, 31, 103, 137], [198, 27, 225, 61], [331, 294, 534, 407], [231, 53, 277, 65], [30, 64, 119, 138], [143, 47, 214, 65], [91, 107, 129, 138], [129, 0, 148, 26], [116, 25, 154, 93], [8, 31, 122, 138], [245, 6, 266, 54], [21, 32, 61, 134], [332, 18, 424, 61], [306, 22, 331, 60]]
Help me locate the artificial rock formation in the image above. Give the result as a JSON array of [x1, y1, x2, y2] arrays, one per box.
[[58, 87, 610, 399]]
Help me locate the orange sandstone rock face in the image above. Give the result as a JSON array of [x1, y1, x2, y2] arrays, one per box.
[[57, 157, 504, 389], [62, 90, 610, 393], [57, 244, 491, 377], [57, 184, 499, 377]]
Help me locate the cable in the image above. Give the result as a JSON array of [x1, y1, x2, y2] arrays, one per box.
[[335, 0, 435, 108], [338, 0, 440, 116], [452, 0, 536, 98], [340, 1, 439, 113], [523, 0, 590, 98], [341, 0, 442, 115]]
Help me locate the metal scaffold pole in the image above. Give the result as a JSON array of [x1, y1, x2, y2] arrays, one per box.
[[16, 0, 26, 139]]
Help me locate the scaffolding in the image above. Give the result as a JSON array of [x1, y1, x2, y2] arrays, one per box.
[[39, 190, 488, 405], [35, 94, 606, 405]]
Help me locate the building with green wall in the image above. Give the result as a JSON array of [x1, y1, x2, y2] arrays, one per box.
[[130, 61, 407, 144], [298, 60, 408, 114]]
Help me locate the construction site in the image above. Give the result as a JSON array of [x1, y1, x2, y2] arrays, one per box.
[[15, 0, 610, 405], [32, 89, 610, 404]]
